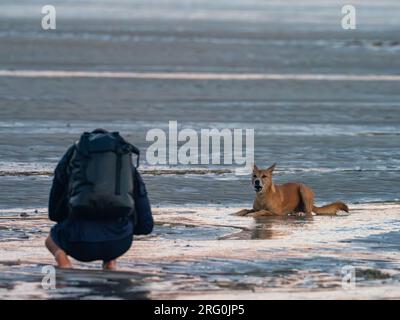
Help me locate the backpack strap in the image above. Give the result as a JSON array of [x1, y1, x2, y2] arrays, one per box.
[[112, 132, 140, 167], [72, 133, 92, 185], [76, 132, 91, 157]]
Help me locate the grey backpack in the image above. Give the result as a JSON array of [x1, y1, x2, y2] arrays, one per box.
[[68, 130, 140, 219]]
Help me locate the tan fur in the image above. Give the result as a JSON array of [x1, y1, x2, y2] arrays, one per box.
[[235, 163, 349, 217]]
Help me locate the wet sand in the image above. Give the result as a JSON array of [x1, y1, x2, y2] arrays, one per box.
[[1, 203, 399, 299]]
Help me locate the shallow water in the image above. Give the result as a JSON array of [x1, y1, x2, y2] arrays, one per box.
[[1, 99, 400, 207], [0, 204, 399, 299]]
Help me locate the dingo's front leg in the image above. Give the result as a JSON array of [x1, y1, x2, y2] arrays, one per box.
[[248, 210, 275, 218], [233, 209, 255, 216]]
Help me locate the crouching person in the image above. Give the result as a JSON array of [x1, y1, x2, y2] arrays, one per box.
[[45, 129, 153, 270]]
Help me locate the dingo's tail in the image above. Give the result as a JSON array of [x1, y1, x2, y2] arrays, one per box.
[[312, 202, 349, 215]]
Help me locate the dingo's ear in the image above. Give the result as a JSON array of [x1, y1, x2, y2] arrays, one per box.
[[253, 164, 259, 172], [266, 163, 276, 173]]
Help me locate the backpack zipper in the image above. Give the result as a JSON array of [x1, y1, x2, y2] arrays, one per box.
[[115, 153, 122, 195]]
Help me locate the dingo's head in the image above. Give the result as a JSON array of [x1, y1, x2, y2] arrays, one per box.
[[252, 163, 276, 194]]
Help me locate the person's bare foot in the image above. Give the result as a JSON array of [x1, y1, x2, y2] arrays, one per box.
[[103, 260, 117, 270], [54, 250, 72, 268], [45, 235, 72, 268]]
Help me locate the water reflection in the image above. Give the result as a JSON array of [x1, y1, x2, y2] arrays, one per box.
[[252, 215, 314, 240], [49, 268, 152, 300]]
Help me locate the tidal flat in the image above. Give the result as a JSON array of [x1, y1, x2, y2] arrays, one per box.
[[0, 0, 399, 299], [1, 203, 399, 299]]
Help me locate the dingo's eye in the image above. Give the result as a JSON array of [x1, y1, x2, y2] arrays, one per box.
[[252, 175, 257, 178], [262, 175, 266, 178]]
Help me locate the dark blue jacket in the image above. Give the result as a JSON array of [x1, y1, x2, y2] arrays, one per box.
[[48, 146, 153, 242]]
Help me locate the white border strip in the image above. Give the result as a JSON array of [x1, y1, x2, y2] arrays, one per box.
[[0, 70, 399, 81]]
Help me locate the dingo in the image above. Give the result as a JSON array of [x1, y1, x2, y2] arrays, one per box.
[[235, 163, 349, 217]]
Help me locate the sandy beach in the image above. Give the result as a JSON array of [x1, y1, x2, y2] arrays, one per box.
[[0, 0, 399, 299], [1, 203, 400, 299]]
